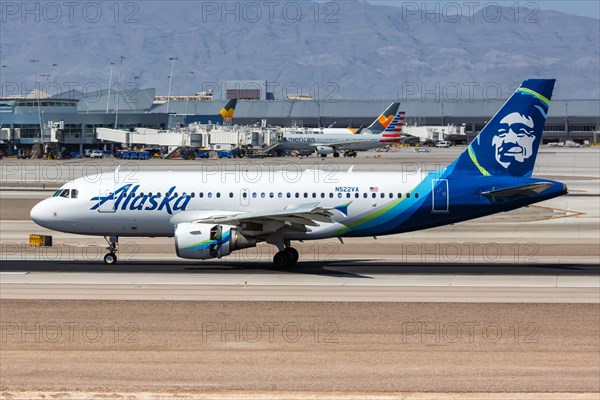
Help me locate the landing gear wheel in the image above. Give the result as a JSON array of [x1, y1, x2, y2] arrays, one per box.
[[284, 247, 299, 263], [333, 152, 340, 158], [273, 251, 294, 268], [103, 236, 119, 265], [104, 253, 117, 265]]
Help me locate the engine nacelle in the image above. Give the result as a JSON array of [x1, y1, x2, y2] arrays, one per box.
[[174, 223, 256, 260], [315, 145, 334, 155]]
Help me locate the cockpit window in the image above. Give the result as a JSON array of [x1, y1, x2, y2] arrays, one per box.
[[53, 189, 78, 198]]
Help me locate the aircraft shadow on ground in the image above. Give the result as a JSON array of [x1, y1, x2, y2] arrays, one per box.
[[1, 260, 598, 279]]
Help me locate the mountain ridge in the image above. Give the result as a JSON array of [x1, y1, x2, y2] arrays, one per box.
[[0, 0, 598, 99]]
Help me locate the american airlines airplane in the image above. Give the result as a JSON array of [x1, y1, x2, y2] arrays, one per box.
[[273, 103, 404, 156], [31, 79, 566, 267]]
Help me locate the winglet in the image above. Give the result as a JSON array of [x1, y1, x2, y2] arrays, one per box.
[[333, 202, 352, 216]]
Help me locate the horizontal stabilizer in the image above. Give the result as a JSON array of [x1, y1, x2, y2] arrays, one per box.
[[482, 182, 554, 199]]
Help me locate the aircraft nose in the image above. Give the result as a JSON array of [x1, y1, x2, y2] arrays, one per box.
[[30, 201, 51, 227]]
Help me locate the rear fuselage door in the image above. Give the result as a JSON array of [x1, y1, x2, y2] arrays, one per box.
[[432, 179, 449, 213]]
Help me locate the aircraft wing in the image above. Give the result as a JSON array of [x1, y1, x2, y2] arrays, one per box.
[[200, 203, 335, 224], [171, 203, 346, 234]]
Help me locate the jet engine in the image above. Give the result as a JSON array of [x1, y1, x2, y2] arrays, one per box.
[[315, 146, 335, 156], [174, 223, 256, 260]]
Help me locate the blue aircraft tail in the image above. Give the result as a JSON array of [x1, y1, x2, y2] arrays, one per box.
[[452, 79, 555, 178]]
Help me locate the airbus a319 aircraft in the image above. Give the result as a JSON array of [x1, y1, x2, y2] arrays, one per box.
[[31, 79, 567, 267]]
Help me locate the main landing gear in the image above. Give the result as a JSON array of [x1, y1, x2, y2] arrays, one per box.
[[103, 236, 119, 265], [272, 240, 300, 268]]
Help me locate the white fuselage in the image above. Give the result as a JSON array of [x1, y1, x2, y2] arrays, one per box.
[[31, 169, 424, 238], [276, 133, 391, 152]]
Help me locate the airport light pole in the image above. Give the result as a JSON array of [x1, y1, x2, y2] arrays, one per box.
[[118, 56, 126, 82], [184, 71, 194, 117], [565, 101, 569, 135], [441, 102, 444, 126], [0, 65, 7, 97], [29, 59, 43, 142], [316, 99, 321, 129], [106, 62, 114, 113], [115, 56, 125, 129], [166, 57, 178, 115], [51, 63, 58, 84]]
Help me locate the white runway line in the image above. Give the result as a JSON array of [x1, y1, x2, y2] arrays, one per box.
[[2, 271, 598, 288]]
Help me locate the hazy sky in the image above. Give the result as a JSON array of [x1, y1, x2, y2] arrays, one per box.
[[369, 1, 600, 19]]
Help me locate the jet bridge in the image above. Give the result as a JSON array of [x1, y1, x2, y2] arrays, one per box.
[[96, 128, 190, 147]]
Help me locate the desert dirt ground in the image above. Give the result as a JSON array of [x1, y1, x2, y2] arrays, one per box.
[[1, 300, 599, 394]]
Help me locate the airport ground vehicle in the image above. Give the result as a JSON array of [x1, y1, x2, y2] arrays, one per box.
[[117, 150, 150, 160], [17, 150, 31, 159], [436, 141, 452, 148], [195, 150, 210, 159], [90, 150, 104, 159]]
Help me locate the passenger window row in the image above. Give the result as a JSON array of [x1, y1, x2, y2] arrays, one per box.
[[246, 192, 418, 199], [116, 191, 419, 200]]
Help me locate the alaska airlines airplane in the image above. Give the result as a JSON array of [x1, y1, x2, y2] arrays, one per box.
[[31, 79, 566, 267], [273, 103, 403, 156]]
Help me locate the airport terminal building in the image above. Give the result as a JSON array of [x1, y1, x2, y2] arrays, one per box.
[[1, 87, 599, 152]]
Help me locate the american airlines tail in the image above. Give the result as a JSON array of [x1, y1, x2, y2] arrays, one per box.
[[451, 79, 555, 178], [379, 111, 406, 143], [366, 102, 401, 133]]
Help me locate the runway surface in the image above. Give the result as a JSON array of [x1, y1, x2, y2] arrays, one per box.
[[1, 260, 599, 303]]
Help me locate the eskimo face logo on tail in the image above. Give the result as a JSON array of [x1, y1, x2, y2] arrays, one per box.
[[492, 112, 536, 168], [457, 79, 554, 178]]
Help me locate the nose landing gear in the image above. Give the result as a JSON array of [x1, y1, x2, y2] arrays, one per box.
[[103, 236, 119, 265]]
